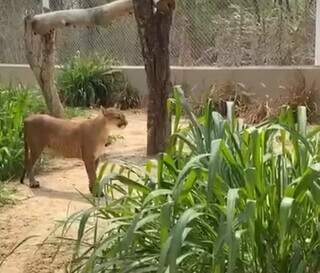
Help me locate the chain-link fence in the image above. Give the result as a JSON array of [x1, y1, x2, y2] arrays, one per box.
[[0, 0, 316, 66]]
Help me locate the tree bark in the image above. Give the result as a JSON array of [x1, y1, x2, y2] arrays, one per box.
[[24, 15, 64, 118], [133, 0, 175, 155]]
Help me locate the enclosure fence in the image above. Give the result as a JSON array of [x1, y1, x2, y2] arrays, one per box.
[[0, 0, 316, 66]]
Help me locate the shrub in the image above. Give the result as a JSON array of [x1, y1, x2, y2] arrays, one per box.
[[0, 87, 45, 181], [62, 87, 320, 273], [57, 53, 140, 109]]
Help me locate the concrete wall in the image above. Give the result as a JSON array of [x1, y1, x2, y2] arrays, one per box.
[[0, 64, 39, 87], [1, 64, 320, 104]]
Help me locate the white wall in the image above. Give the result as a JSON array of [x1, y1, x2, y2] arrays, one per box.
[[1, 64, 320, 105]]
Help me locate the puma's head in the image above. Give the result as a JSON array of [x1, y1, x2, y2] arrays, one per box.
[[101, 107, 128, 128]]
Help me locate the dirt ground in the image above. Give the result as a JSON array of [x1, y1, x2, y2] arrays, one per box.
[[0, 110, 147, 273]]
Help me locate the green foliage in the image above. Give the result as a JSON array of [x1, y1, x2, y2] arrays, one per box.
[[0, 87, 45, 181], [63, 87, 320, 273], [57, 54, 140, 109], [57, 53, 118, 107]]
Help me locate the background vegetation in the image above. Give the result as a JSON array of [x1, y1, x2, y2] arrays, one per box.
[[63, 87, 320, 273], [189, 74, 316, 124], [57, 54, 141, 109], [0, 87, 45, 182]]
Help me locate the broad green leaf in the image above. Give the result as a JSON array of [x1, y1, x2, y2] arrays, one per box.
[[168, 208, 202, 273], [143, 189, 172, 207], [208, 139, 222, 203], [226, 189, 239, 273], [279, 197, 294, 256], [160, 202, 172, 247]]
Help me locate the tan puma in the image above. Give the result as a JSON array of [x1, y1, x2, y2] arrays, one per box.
[[20, 107, 128, 194]]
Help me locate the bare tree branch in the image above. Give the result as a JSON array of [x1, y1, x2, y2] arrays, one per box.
[[31, 0, 133, 35]]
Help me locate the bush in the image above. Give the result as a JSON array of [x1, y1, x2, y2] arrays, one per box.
[[57, 54, 140, 109], [0, 87, 45, 181], [63, 87, 320, 273]]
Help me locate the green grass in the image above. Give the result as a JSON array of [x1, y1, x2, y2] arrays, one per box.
[[0, 87, 46, 181], [60, 86, 320, 273]]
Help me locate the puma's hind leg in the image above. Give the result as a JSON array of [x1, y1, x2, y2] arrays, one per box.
[[27, 144, 44, 188]]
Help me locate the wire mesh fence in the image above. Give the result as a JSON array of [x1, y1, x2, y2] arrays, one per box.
[[0, 0, 316, 66]]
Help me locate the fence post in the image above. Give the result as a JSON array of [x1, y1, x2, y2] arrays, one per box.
[[316, 0, 320, 65]]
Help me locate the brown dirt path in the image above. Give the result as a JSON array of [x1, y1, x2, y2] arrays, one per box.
[[0, 110, 147, 273]]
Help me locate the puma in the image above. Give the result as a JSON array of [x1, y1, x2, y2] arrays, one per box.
[[20, 107, 128, 194]]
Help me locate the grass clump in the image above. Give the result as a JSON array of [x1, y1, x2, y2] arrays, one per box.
[[0, 87, 45, 181], [57, 53, 141, 110], [61, 86, 320, 273]]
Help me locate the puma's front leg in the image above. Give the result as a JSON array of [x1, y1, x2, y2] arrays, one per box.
[[83, 153, 104, 197]]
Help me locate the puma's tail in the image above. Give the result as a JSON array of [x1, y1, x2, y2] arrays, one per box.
[[20, 123, 28, 184]]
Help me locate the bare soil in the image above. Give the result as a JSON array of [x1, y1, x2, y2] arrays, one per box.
[[0, 110, 147, 273]]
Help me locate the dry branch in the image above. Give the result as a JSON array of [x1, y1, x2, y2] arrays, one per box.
[[31, 0, 133, 35]]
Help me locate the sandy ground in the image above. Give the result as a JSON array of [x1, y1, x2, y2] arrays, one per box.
[[0, 110, 147, 273]]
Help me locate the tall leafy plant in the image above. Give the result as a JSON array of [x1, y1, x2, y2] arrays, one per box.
[[62, 86, 320, 273], [0, 87, 45, 181], [57, 54, 119, 107], [57, 54, 140, 109]]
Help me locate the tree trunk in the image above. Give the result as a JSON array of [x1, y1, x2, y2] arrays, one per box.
[[24, 15, 64, 118], [133, 0, 174, 155]]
